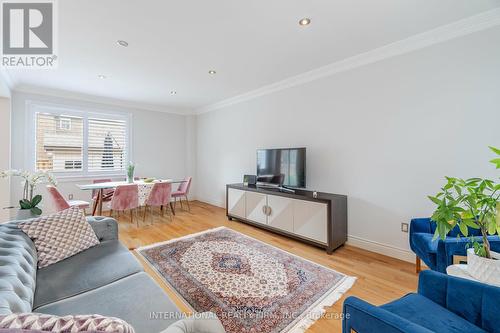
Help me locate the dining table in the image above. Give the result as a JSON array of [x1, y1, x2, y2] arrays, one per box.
[[77, 179, 187, 216]]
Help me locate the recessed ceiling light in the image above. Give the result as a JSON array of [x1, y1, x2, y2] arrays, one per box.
[[97, 74, 106, 79], [117, 40, 129, 47], [208, 70, 216, 74], [170, 91, 177, 95], [299, 18, 311, 26]]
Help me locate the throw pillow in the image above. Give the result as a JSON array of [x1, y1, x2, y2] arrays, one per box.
[[18, 207, 100, 268], [0, 313, 134, 333], [160, 312, 226, 333]]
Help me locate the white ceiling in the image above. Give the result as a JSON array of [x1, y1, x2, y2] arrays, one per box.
[[5, 0, 500, 113]]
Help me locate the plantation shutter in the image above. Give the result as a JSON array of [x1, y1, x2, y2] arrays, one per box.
[[87, 117, 127, 172]]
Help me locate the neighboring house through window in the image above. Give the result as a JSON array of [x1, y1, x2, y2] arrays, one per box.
[[28, 102, 131, 177]]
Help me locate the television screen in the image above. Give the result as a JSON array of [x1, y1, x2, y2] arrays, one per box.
[[256, 148, 306, 188]]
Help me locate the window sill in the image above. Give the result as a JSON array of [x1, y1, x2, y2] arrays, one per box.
[[54, 173, 126, 183]]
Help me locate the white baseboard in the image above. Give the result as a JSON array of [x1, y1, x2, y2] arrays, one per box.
[[195, 196, 415, 263], [346, 235, 415, 263], [196, 196, 225, 208]]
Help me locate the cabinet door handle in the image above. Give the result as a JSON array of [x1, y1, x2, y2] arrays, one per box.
[[266, 206, 272, 216], [262, 205, 267, 215]]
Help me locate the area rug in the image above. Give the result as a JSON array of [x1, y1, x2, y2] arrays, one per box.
[[137, 227, 356, 333]]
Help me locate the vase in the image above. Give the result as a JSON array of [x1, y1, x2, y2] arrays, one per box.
[[16, 209, 40, 221], [127, 175, 134, 183], [466, 248, 500, 287]]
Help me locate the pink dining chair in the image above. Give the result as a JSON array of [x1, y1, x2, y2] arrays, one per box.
[[143, 182, 173, 224], [46, 185, 90, 213], [91, 179, 114, 216], [109, 184, 140, 227], [172, 177, 192, 212]]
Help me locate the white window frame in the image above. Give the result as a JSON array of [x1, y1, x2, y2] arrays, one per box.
[[25, 100, 133, 180]]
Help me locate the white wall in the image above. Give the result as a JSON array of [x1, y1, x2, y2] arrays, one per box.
[[10, 91, 188, 215], [184, 115, 197, 196], [195, 27, 500, 261], [0, 71, 11, 98], [0, 97, 11, 222]]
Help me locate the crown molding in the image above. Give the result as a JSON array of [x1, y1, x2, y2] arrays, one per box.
[[196, 7, 500, 114], [13, 85, 195, 115]]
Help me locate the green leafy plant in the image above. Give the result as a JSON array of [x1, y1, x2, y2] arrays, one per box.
[[491, 146, 500, 169], [19, 194, 43, 216], [428, 147, 500, 259], [127, 162, 135, 182]]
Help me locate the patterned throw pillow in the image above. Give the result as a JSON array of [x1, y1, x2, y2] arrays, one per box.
[[18, 207, 100, 269], [0, 313, 135, 333]]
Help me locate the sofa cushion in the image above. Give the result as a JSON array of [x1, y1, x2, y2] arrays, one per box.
[[0, 223, 37, 315], [0, 312, 135, 333], [18, 207, 100, 269], [33, 240, 143, 309], [381, 293, 487, 333], [35, 272, 182, 333]]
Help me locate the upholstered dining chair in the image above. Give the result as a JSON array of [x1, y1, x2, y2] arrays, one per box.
[[143, 182, 173, 224], [172, 176, 192, 212], [109, 184, 140, 227], [410, 217, 500, 273], [46, 185, 90, 213], [91, 179, 114, 215]]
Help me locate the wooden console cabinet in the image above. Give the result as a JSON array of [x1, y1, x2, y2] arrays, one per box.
[[226, 183, 347, 254]]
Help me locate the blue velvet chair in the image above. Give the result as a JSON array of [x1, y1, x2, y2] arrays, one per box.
[[343, 270, 500, 333], [410, 217, 500, 273]]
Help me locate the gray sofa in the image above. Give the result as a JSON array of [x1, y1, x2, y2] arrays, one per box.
[[0, 217, 184, 333]]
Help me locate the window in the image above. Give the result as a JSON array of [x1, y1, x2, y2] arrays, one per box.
[[36, 113, 84, 172], [31, 103, 130, 176], [64, 160, 82, 170], [57, 117, 72, 130], [88, 117, 127, 172]]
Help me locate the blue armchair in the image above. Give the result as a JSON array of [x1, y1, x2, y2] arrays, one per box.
[[343, 270, 500, 333], [410, 217, 500, 273]]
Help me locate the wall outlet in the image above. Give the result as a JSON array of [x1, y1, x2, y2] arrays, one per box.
[[68, 194, 74, 200], [401, 222, 409, 233]]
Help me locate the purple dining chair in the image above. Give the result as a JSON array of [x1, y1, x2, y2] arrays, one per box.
[[172, 176, 192, 212], [46, 185, 90, 213], [110, 184, 139, 227], [143, 182, 173, 224]]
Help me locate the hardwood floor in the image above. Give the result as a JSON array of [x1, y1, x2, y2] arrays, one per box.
[[116, 201, 418, 333]]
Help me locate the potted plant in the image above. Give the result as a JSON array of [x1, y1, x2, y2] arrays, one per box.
[[0, 169, 57, 219], [127, 162, 135, 183], [429, 146, 500, 285]]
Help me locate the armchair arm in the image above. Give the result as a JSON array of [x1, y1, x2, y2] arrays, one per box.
[[436, 236, 500, 272], [409, 218, 433, 253], [342, 296, 434, 333], [86, 216, 118, 241]]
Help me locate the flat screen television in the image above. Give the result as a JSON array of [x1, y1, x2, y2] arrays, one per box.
[[256, 148, 306, 188]]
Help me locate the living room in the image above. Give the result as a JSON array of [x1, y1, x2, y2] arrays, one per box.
[[0, 1, 499, 333]]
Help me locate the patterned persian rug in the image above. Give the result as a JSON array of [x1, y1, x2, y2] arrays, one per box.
[[137, 227, 355, 333]]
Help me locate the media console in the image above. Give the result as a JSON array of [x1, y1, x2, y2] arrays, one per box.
[[226, 183, 347, 254]]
